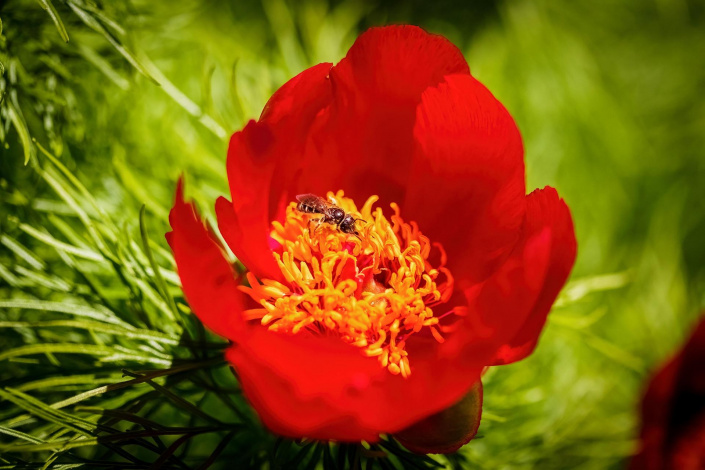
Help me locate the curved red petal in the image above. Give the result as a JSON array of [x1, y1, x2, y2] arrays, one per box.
[[631, 317, 705, 469], [491, 187, 577, 364], [215, 194, 283, 283], [226, 326, 483, 441], [442, 187, 574, 364], [332, 25, 469, 103], [631, 354, 681, 470], [166, 180, 245, 340], [260, 62, 333, 125], [669, 414, 705, 469], [224, 27, 476, 268], [395, 381, 483, 454], [292, 25, 471, 206], [221, 122, 281, 280], [223, 63, 333, 279], [226, 330, 382, 442], [405, 73, 526, 286]]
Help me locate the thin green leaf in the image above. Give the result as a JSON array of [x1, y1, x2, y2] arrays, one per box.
[[138, 54, 227, 138], [37, 0, 70, 42], [75, 43, 129, 90], [15, 374, 123, 393], [19, 222, 104, 262], [0, 234, 46, 270], [0, 264, 21, 287], [139, 206, 181, 322], [48, 213, 94, 251], [38, 147, 117, 259], [5, 359, 225, 430], [555, 271, 631, 306], [35, 141, 115, 230], [0, 436, 99, 453], [71, 0, 125, 36], [0, 343, 116, 362], [113, 158, 168, 219], [0, 320, 180, 345], [14, 265, 72, 291], [0, 425, 44, 444], [0, 299, 129, 326], [0, 388, 97, 436], [6, 101, 34, 165], [580, 331, 645, 373], [100, 353, 173, 368], [65, 0, 155, 82]]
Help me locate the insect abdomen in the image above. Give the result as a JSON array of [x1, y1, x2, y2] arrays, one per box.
[[295, 194, 326, 214], [297, 202, 318, 213]]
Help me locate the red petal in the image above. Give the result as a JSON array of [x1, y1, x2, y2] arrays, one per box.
[[669, 414, 705, 470], [404, 73, 526, 286], [491, 187, 577, 364], [166, 180, 245, 340], [631, 354, 681, 470], [442, 187, 574, 365], [215, 194, 283, 283], [631, 317, 705, 469], [223, 27, 476, 277], [331, 25, 469, 105], [291, 25, 471, 206], [260, 62, 333, 125], [169, 177, 485, 441], [395, 381, 483, 454], [226, 330, 382, 442], [222, 63, 333, 279], [226, 326, 482, 441]]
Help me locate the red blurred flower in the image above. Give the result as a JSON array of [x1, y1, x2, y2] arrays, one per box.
[[167, 25, 576, 452], [631, 317, 705, 469]]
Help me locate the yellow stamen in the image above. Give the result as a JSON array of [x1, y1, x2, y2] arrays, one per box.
[[242, 190, 458, 377]]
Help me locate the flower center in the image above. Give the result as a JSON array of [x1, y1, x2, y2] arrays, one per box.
[[239, 191, 457, 377]]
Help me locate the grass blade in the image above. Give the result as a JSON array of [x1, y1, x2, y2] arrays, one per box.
[[37, 0, 70, 42]]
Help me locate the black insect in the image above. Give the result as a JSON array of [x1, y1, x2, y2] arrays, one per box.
[[295, 194, 364, 237], [338, 214, 360, 236]]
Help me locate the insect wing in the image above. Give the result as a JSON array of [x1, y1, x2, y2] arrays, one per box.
[[296, 194, 330, 215], [296, 193, 319, 203]]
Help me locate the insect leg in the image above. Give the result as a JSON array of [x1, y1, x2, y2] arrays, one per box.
[[307, 217, 323, 236]]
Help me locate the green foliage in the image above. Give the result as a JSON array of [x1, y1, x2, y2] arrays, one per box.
[[1, 0, 704, 468]]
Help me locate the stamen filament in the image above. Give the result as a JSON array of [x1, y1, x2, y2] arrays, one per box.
[[242, 191, 459, 376]]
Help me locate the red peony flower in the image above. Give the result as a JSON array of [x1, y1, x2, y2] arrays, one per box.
[[631, 316, 705, 469], [167, 25, 576, 453]]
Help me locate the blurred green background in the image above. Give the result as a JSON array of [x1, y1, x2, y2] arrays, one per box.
[[1, 0, 704, 468]]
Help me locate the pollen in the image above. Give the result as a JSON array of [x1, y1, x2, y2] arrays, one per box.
[[239, 191, 456, 377]]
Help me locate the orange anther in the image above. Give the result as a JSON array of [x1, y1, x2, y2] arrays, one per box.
[[240, 191, 462, 377], [430, 326, 445, 344]]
